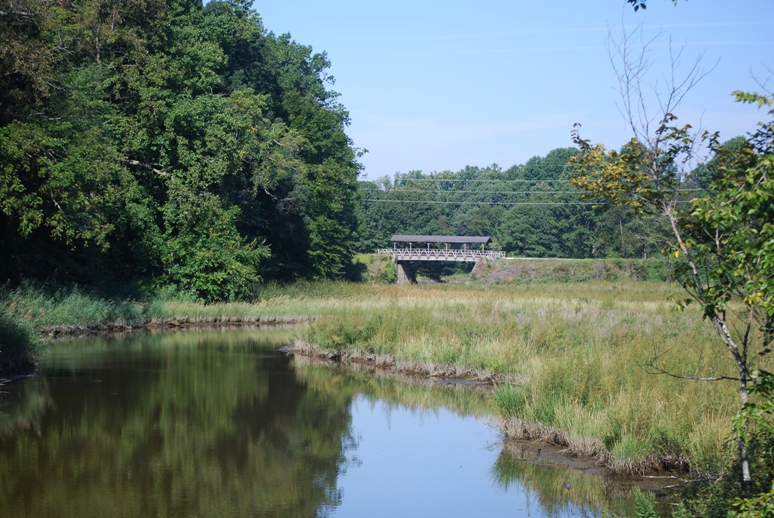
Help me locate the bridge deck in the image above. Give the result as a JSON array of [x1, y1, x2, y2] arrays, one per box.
[[377, 248, 505, 262]]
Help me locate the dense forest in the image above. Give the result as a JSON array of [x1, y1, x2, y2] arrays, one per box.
[[1, 0, 361, 299]]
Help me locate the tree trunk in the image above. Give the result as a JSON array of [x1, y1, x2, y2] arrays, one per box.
[[738, 360, 752, 495]]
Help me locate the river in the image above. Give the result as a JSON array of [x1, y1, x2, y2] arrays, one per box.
[[0, 328, 637, 517]]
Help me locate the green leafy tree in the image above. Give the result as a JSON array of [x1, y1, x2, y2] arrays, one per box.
[[162, 184, 268, 300], [571, 89, 774, 494], [357, 172, 447, 249], [0, 0, 363, 292]]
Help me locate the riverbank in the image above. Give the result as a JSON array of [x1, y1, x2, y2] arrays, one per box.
[[0, 282, 322, 373], [282, 341, 518, 384], [42, 315, 312, 338], [1, 277, 754, 479], [294, 281, 750, 477]]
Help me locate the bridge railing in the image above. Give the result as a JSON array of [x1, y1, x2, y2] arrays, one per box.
[[377, 248, 506, 261]]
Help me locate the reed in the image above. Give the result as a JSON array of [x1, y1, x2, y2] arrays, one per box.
[[0, 307, 40, 373], [1, 277, 756, 476], [299, 280, 757, 474]]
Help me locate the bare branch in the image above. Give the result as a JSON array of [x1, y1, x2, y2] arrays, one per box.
[[640, 358, 737, 382], [127, 159, 167, 177]]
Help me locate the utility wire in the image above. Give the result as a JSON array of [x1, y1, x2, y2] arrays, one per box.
[[362, 188, 705, 194], [361, 199, 694, 206], [362, 199, 601, 206], [363, 189, 585, 195], [384, 178, 575, 183], [371, 178, 709, 190]]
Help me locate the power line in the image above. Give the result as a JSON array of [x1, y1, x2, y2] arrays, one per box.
[[363, 189, 585, 195], [362, 188, 706, 195], [369, 178, 710, 192], [361, 199, 602, 206], [361, 199, 694, 206], [400, 179, 575, 183]]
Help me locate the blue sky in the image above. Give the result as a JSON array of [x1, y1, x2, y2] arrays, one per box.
[[255, 0, 773, 180]]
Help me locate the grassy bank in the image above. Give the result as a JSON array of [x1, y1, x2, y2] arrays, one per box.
[[298, 280, 755, 475], [0, 282, 321, 374], [475, 257, 672, 283], [0, 308, 41, 373], [0, 277, 756, 478], [0, 279, 390, 373]]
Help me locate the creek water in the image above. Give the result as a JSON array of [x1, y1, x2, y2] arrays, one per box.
[[0, 328, 636, 517]]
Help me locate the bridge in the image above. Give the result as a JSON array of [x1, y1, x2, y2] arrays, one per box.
[[378, 235, 505, 283]]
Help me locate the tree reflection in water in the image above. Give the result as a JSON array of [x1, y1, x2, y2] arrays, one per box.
[[1, 329, 640, 518], [0, 329, 355, 517]]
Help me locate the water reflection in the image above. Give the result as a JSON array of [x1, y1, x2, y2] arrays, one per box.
[[0, 329, 637, 517], [1, 329, 354, 517], [0, 376, 51, 438], [292, 355, 635, 518], [291, 354, 495, 418], [492, 447, 631, 517]]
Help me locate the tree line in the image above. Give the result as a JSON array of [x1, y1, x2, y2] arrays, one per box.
[[1, 0, 361, 300], [356, 147, 683, 259]]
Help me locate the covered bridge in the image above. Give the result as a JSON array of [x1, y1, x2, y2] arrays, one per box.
[[378, 235, 505, 283]]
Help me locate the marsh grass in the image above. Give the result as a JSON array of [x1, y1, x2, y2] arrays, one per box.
[[1, 277, 758, 475], [0, 280, 368, 372], [0, 307, 40, 373], [2, 284, 145, 327], [300, 280, 761, 474]]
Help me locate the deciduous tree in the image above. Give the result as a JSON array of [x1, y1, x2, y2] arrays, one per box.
[[569, 23, 774, 492]]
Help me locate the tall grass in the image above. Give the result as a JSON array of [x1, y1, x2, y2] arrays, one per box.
[[0, 279, 374, 373], [0, 276, 756, 476], [0, 307, 40, 373], [2, 283, 152, 327], [300, 280, 757, 474]]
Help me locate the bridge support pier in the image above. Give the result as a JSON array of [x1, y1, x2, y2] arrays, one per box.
[[396, 261, 416, 285]]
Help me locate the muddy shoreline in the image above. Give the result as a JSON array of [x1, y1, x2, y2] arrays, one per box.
[[39, 315, 314, 338], [281, 341, 523, 385], [283, 340, 685, 484]]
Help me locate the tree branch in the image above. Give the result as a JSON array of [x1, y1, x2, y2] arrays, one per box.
[[640, 358, 737, 382]]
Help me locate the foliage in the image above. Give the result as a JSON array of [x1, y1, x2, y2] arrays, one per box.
[[723, 370, 774, 517], [735, 371, 774, 458], [0, 304, 40, 374], [632, 487, 659, 518], [356, 150, 670, 259], [626, 0, 680, 12], [0, 0, 361, 295], [351, 254, 396, 284], [162, 186, 268, 301], [680, 93, 774, 343], [733, 483, 774, 518], [569, 25, 773, 486]]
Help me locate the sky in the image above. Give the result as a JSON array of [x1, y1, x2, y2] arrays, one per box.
[[255, 0, 774, 180]]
